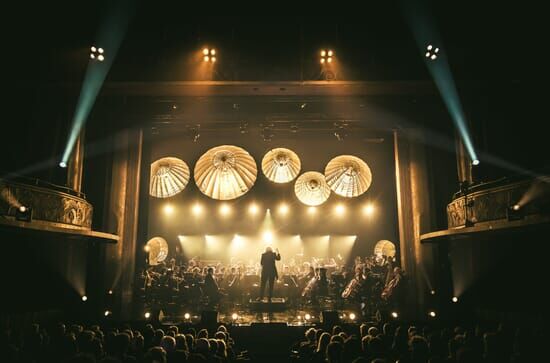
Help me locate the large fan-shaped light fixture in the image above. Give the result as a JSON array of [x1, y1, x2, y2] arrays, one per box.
[[294, 171, 331, 206], [150, 157, 190, 198], [374, 239, 396, 257], [262, 147, 301, 183], [146, 237, 169, 265], [324, 155, 372, 198], [194, 145, 257, 200]]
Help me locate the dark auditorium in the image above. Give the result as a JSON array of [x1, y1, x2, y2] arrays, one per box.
[[1, 2, 548, 363]]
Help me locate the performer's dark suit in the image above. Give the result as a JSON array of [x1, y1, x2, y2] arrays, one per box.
[[259, 250, 281, 300]]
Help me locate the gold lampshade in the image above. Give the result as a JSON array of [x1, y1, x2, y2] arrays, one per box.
[[324, 155, 372, 198], [294, 171, 331, 206], [194, 145, 257, 200], [261, 147, 301, 183], [374, 240, 396, 257], [150, 157, 190, 198], [146, 237, 169, 265]]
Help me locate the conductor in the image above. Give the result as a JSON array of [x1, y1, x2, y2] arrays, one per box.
[[258, 246, 281, 302]]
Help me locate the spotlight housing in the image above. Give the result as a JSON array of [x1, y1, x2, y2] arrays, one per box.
[[16, 205, 32, 222], [425, 44, 440, 60], [428, 311, 436, 317], [452, 296, 458, 303], [59, 161, 67, 168], [202, 48, 217, 62], [320, 49, 334, 64], [144, 312, 151, 319], [81, 295, 88, 302], [184, 313, 191, 320], [391, 311, 398, 318], [90, 45, 105, 61], [104, 310, 111, 317], [472, 159, 480, 165]]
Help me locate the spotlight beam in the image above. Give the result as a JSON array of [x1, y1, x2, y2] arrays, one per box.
[[403, 0, 478, 164], [60, 1, 134, 166]]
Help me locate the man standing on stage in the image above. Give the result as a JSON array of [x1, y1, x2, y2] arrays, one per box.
[[258, 246, 281, 302]]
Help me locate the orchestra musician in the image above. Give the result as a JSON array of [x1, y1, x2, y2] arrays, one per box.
[[258, 246, 281, 302], [203, 267, 221, 304]]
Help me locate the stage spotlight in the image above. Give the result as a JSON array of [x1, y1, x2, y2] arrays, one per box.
[[430, 290, 436, 295], [202, 48, 217, 62], [507, 205, 524, 221], [219, 203, 231, 217], [513, 204, 520, 211], [472, 159, 480, 165], [320, 49, 334, 64], [191, 203, 203, 216], [452, 296, 458, 303], [428, 311, 436, 318], [144, 245, 150, 252], [278, 203, 289, 216], [59, 161, 67, 168], [425, 44, 440, 60], [108, 290, 113, 295], [231, 313, 238, 320], [16, 205, 32, 222], [163, 204, 174, 216], [391, 311, 399, 318], [184, 312, 191, 320], [304, 313, 311, 321], [144, 312, 151, 319], [363, 204, 375, 216], [90, 46, 105, 62], [349, 313, 356, 320], [104, 310, 111, 317], [81, 295, 88, 302], [262, 230, 273, 243], [307, 206, 317, 215], [334, 204, 346, 216], [248, 203, 259, 216]]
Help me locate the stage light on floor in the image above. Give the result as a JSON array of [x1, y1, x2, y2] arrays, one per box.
[[184, 312, 191, 320], [219, 203, 231, 217], [334, 204, 346, 216], [452, 296, 458, 303], [349, 313, 356, 321], [304, 313, 311, 321], [81, 295, 87, 302], [278, 203, 289, 216], [203, 48, 209, 55], [472, 159, 480, 166], [320, 50, 326, 57], [210, 49, 216, 55], [191, 203, 203, 216], [307, 206, 317, 215], [363, 203, 375, 216], [327, 57, 333, 63], [232, 313, 238, 320], [428, 311, 436, 317], [391, 311, 398, 318], [203, 55, 209, 62], [163, 204, 174, 216], [59, 161, 67, 168], [97, 54, 105, 62], [104, 310, 111, 317], [144, 312, 151, 319], [248, 203, 259, 216]]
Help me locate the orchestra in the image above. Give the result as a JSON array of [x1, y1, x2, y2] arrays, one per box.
[[138, 248, 404, 317]]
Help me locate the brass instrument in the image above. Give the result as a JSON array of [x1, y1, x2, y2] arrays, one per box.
[[341, 277, 360, 299], [381, 274, 400, 300], [301, 276, 317, 297]]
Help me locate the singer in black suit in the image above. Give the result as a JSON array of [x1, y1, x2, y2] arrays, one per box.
[[258, 246, 281, 301]]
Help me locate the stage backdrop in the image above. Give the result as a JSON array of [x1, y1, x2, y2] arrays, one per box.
[[145, 129, 399, 266]]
